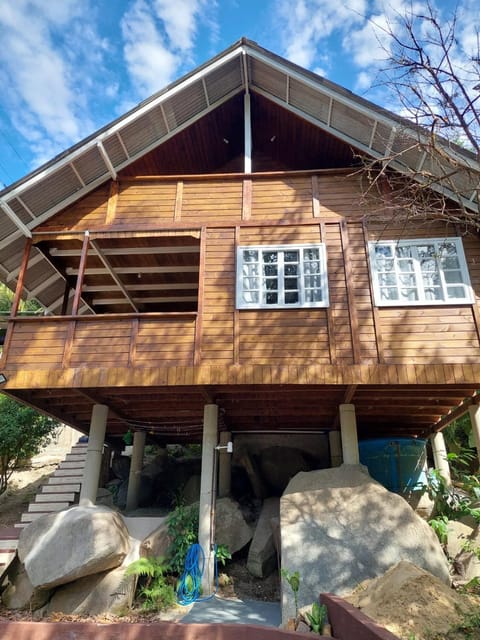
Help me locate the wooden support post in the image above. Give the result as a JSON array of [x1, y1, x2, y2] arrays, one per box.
[[339, 403, 359, 464], [10, 238, 32, 318], [431, 431, 452, 487], [194, 227, 206, 365], [340, 220, 361, 364], [126, 431, 146, 511], [71, 231, 90, 316], [80, 404, 109, 506]]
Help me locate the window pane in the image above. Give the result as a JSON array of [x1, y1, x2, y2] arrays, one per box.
[[303, 248, 319, 260], [264, 264, 278, 276], [285, 292, 299, 304], [285, 264, 298, 276], [424, 287, 442, 300], [305, 289, 323, 302], [375, 245, 393, 257], [444, 270, 462, 284], [305, 275, 321, 288], [441, 256, 460, 269], [262, 251, 277, 264], [420, 258, 437, 272], [375, 257, 394, 271], [284, 277, 298, 290], [447, 285, 465, 298], [422, 273, 440, 286], [396, 246, 413, 258], [380, 287, 399, 300], [304, 261, 320, 274], [264, 292, 278, 304], [243, 263, 258, 277], [416, 245, 435, 258], [379, 273, 397, 286], [243, 250, 258, 262], [398, 259, 414, 273], [399, 288, 419, 301], [399, 274, 416, 286], [284, 251, 299, 262], [243, 291, 258, 303], [243, 277, 258, 289], [264, 278, 277, 290]]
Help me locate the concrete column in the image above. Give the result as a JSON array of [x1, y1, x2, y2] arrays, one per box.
[[329, 430, 343, 467], [339, 403, 359, 465], [79, 404, 108, 506], [126, 430, 146, 511], [198, 404, 218, 594], [218, 431, 232, 498], [431, 431, 452, 487], [468, 404, 480, 464]]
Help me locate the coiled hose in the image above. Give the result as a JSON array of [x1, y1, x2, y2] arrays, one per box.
[[176, 543, 218, 605]]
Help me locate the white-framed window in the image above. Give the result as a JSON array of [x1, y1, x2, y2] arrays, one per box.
[[368, 237, 473, 306], [236, 244, 329, 309]]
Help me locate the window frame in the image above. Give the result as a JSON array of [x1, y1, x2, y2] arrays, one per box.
[[368, 237, 473, 307], [236, 243, 329, 310]]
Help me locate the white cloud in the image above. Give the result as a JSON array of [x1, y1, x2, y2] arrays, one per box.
[[0, 0, 104, 169], [121, 0, 217, 96], [276, 0, 368, 69]]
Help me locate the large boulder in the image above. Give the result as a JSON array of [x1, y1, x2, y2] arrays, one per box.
[[46, 542, 139, 617], [18, 506, 131, 589], [247, 497, 279, 578], [280, 465, 450, 623], [1, 558, 52, 611], [214, 497, 254, 554]]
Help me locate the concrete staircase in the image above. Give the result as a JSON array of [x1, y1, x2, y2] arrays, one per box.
[[0, 442, 87, 581], [16, 443, 87, 528]]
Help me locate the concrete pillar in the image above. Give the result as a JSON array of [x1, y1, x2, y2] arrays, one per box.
[[469, 404, 480, 464], [339, 403, 359, 465], [198, 404, 218, 595], [329, 430, 343, 467], [79, 404, 108, 506], [126, 430, 146, 511], [431, 431, 452, 487], [218, 431, 232, 498]]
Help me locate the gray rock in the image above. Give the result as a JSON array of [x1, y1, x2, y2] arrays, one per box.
[[280, 465, 450, 623], [18, 506, 131, 589], [47, 565, 136, 616], [140, 520, 171, 559], [214, 497, 254, 554], [1, 559, 52, 610], [181, 475, 201, 505], [447, 520, 474, 560], [452, 522, 480, 582], [247, 497, 279, 578]]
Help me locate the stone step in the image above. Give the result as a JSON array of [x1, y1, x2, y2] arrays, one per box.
[[42, 483, 80, 493], [28, 502, 70, 513], [0, 550, 16, 564], [20, 512, 47, 523], [35, 492, 75, 503], [58, 461, 86, 470], [64, 454, 87, 462], [51, 470, 84, 479]]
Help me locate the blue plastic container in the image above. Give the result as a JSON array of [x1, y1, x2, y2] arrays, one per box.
[[358, 437, 427, 493]]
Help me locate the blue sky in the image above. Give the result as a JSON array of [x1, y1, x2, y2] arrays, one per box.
[[0, 0, 477, 188]]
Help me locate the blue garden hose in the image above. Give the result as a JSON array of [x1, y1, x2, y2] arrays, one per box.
[[176, 543, 218, 605]]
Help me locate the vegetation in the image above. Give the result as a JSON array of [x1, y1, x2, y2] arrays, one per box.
[[305, 601, 328, 635], [281, 568, 300, 618], [0, 394, 59, 495], [124, 556, 175, 611], [359, 1, 480, 233], [166, 503, 199, 575]]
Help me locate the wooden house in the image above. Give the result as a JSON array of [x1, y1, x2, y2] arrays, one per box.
[[1, 40, 480, 561]]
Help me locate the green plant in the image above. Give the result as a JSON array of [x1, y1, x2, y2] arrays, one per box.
[[166, 504, 199, 574], [215, 544, 231, 567], [281, 568, 300, 618], [125, 556, 175, 611], [305, 601, 328, 634], [0, 394, 59, 495], [428, 514, 450, 545]]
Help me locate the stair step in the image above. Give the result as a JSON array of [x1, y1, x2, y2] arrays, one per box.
[[64, 454, 87, 462], [58, 461, 85, 470], [28, 502, 69, 513], [21, 512, 47, 523], [0, 540, 18, 551], [0, 551, 16, 563], [42, 483, 80, 493], [35, 493, 75, 503], [51, 470, 84, 479]]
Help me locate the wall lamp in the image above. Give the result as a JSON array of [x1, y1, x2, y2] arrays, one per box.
[[0, 373, 7, 384]]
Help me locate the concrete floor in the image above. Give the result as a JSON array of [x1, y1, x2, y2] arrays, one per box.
[[179, 596, 281, 627]]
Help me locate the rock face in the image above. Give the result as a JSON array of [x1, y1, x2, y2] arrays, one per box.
[[1, 559, 52, 610], [280, 465, 450, 623], [214, 497, 254, 554], [259, 447, 313, 495], [247, 497, 279, 578], [18, 506, 131, 589]]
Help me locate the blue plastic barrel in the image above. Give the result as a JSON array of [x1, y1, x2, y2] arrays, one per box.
[[358, 437, 427, 493]]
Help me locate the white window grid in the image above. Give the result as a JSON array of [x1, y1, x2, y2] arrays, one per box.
[[236, 243, 329, 309], [368, 237, 473, 306]]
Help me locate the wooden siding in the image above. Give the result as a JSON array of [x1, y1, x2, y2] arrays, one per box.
[[10, 171, 479, 374]]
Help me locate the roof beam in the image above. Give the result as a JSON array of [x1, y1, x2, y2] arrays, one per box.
[[89, 239, 138, 312], [66, 265, 199, 275], [83, 282, 197, 292], [50, 245, 200, 257], [92, 295, 198, 305], [0, 201, 32, 238], [96, 141, 117, 180]]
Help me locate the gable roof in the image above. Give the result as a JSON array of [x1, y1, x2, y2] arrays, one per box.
[[0, 37, 478, 312]]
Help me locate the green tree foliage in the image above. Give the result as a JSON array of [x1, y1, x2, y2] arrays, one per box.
[[0, 394, 59, 495]]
